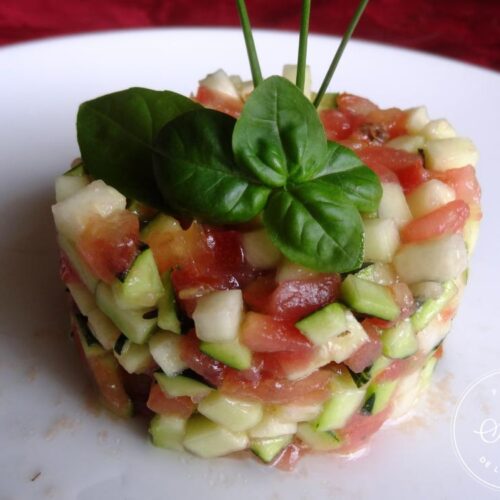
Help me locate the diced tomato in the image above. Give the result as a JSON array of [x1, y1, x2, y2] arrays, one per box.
[[432, 165, 481, 205], [357, 146, 428, 192], [179, 331, 227, 387], [375, 353, 423, 383], [143, 219, 211, 276], [273, 442, 304, 471], [439, 306, 457, 323], [86, 353, 133, 418], [221, 369, 331, 405], [240, 312, 312, 353], [400, 200, 470, 244], [146, 383, 195, 419], [337, 93, 379, 122], [59, 252, 81, 285], [320, 109, 353, 141], [195, 86, 243, 118], [256, 349, 317, 379], [76, 211, 140, 284], [344, 319, 382, 373], [434, 345, 444, 359], [243, 274, 341, 323], [338, 406, 391, 453]]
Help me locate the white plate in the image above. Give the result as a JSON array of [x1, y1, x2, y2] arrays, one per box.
[[0, 28, 499, 500]]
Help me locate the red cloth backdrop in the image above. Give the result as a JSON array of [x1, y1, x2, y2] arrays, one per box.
[[0, 0, 499, 70]]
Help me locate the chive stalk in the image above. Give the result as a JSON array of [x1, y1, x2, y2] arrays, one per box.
[[236, 0, 263, 87], [313, 0, 370, 107], [296, 0, 311, 92]]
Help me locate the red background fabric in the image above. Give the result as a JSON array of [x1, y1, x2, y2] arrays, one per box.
[[0, 0, 499, 70]]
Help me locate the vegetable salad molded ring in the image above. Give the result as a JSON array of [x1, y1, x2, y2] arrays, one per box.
[[52, 65, 481, 469]]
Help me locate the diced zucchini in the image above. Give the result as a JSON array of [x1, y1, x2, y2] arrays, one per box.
[[424, 137, 478, 171], [296, 423, 342, 451], [341, 274, 400, 321], [242, 229, 282, 269], [411, 280, 457, 332], [149, 330, 187, 376], [55, 175, 90, 202], [362, 380, 398, 415], [315, 311, 369, 364], [270, 403, 323, 423], [394, 235, 468, 284], [192, 290, 243, 343], [63, 161, 85, 176], [421, 119, 456, 140], [52, 179, 126, 242], [406, 179, 456, 218], [350, 355, 392, 388], [283, 64, 312, 98], [295, 302, 347, 345], [315, 371, 366, 431], [250, 435, 293, 463], [154, 372, 212, 399], [198, 392, 263, 432], [111, 247, 164, 310], [275, 260, 319, 282], [199, 69, 241, 100], [57, 234, 98, 292], [419, 354, 439, 390], [409, 281, 444, 301], [96, 282, 157, 344], [315, 92, 338, 111], [381, 319, 418, 359], [356, 263, 397, 285], [149, 414, 186, 451], [157, 271, 181, 334], [463, 217, 481, 255], [72, 313, 105, 358], [405, 106, 430, 133], [183, 415, 249, 458], [248, 413, 298, 439], [67, 282, 96, 316], [87, 308, 121, 350], [386, 135, 425, 153], [390, 368, 423, 419], [417, 315, 451, 355], [378, 182, 412, 228], [199, 338, 252, 370], [140, 213, 182, 240], [114, 336, 155, 374], [363, 218, 400, 263]]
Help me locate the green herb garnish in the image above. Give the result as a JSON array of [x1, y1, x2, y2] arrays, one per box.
[[296, 0, 311, 92], [76, 0, 380, 274]]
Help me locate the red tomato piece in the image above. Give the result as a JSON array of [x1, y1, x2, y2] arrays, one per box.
[[320, 109, 353, 141], [243, 274, 341, 323], [76, 211, 140, 284], [221, 369, 331, 405], [195, 86, 243, 118], [146, 383, 195, 419], [432, 166, 481, 205], [240, 312, 312, 353], [257, 349, 317, 379], [344, 319, 382, 373], [375, 353, 423, 383], [179, 331, 227, 387], [87, 354, 133, 418], [338, 406, 391, 453], [357, 146, 428, 192], [337, 93, 379, 123], [400, 200, 470, 244], [367, 282, 415, 329], [59, 252, 81, 285]]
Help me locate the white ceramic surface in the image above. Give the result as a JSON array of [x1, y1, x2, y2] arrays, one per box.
[[0, 28, 499, 500]]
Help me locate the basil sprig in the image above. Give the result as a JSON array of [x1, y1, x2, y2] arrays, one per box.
[[152, 76, 381, 272]]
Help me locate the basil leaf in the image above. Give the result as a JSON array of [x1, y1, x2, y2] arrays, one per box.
[[263, 181, 364, 273], [313, 141, 382, 213], [233, 76, 328, 187], [77, 87, 199, 207], [154, 109, 271, 224]]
